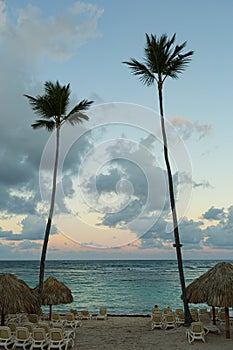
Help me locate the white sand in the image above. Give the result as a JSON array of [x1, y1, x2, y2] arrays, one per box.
[[74, 316, 233, 350]]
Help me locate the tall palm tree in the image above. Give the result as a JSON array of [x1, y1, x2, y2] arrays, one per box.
[[24, 81, 93, 296], [123, 33, 193, 325]]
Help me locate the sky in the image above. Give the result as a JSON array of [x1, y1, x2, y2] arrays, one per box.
[[0, 0, 233, 260]]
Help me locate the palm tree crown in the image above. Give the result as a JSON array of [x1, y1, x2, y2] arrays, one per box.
[[24, 81, 93, 131], [123, 33, 193, 88]]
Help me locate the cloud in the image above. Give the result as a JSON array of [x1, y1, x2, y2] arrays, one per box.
[[0, 215, 56, 241], [1, 2, 103, 65], [202, 206, 226, 221], [0, 0, 6, 28], [17, 240, 41, 250], [0, 1, 103, 247], [170, 116, 211, 140]]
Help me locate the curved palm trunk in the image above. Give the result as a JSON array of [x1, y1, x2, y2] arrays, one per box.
[[157, 82, 192, 326], [38, 125, 60, 296]]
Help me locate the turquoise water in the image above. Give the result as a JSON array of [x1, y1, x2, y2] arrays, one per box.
[[0, 260, 228, 315]]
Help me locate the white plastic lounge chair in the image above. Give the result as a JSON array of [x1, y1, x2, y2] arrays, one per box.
[[80, 310, 92, 320], [151, 313, 163, 330], [22, 322, 34, 335], [199, 313, 220, 334], [51, 314, 64, 327], [13, 326, 32, 350], [96, 308, 107, 320], [217, 311, 226, 325], [190, 309, 199, 322], [69, 310, 81, 320], [48, 328, 72, 350], [151, 307, 160, 315], [0, 326, 15, 350], [199, 308, 208, 314], [64, 313, 82, 329], [6, 322, 17, 336], [50, 324, 74, 346], [30, 328, 49, 350], [28, 315, 39, 324], [37, 323, 50, 337], [186, 322, 205, 344], [163, 313, 176, 329], [175, 310, 185, 326], [162, 307, 172, 315]]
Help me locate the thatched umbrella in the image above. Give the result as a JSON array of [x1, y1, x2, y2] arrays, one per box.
[[185, 262, 233, 338], [35, 276, 73, 320], [0, 273, 40, 326]]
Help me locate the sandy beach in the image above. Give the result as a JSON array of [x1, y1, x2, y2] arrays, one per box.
[[74, 316, 233, 350]]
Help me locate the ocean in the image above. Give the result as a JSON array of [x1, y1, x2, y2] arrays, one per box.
[[0, 260, 228, 315]]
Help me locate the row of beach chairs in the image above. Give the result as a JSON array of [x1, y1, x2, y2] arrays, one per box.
[[0, 325, 74, 350], [70, 307, 108, 320], [151, 307, 221, 337]]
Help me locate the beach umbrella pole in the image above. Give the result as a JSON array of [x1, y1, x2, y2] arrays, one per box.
[[225, 307, 230, 338], [1, 305, 4, 326], [49, 304, 52, 321], [212, 306, 216, 325]]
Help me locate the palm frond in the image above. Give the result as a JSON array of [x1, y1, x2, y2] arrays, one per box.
[[44, 81, 70, 116], [124, 33, 193, 85], [62, 99, 93, 125], [63, 112, 89, 126], [26, 81, 92, 131], [123, 58, 155, 86], [24, 94, 56, 119], [31, 119, 55, 131], [64, 99, 93, 120]]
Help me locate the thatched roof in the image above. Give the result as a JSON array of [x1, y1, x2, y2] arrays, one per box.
[[0, 273, 40, 315], [185, 262, 233, 307], [36, 276, 73, 306]]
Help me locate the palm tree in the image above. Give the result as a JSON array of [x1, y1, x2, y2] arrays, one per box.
[[123, 33, 193, 325], [24, 81, 93, 296]]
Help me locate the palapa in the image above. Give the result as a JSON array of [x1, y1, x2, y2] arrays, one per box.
[[0, 273, 40, 325], [185, 262, 233, 338], [35, 276, 73, 320]]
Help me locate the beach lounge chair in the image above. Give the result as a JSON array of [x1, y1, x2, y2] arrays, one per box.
[[30, 328, 49, 350], [69, 310, 80, 320], [217, 311, 226, 325], [48, 328, 72, 350], [162, 307, 172, 315], [175, 310, 185, 326], [96, 308, 107, 320], [51, 314, 64, 327], [64, 313, 82, 329], [151, 307, 160, 315], [199, 313, 220, 334], [80, 310, 92, 320], [28, 315, 39, 324], [190, 309, 198, 322], [186, 322, 205, 344], [13, 326, 32, 350], [163, 313, 176, 329], [37, 323, 50, 337], [151, 313, 163, 330], [22, 322, 34, 335], [6, 322, 17, 336], [199, 308, 208, 314], [0, 326, 15, 350], [50, 324, 75, 345]]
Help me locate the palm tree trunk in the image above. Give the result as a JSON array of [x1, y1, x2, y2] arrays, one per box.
[[38, 126, 60, 296], [157, 82, 192, 326]]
